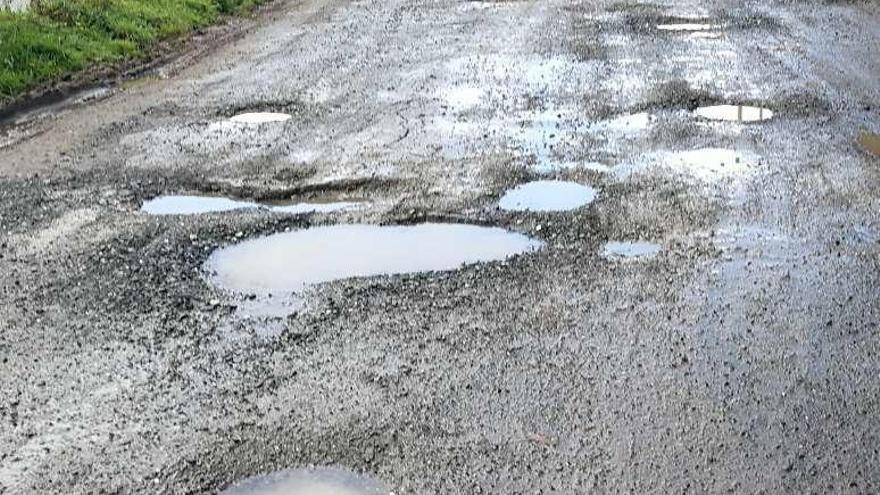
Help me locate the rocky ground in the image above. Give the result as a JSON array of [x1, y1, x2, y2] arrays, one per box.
[[1, 0, 879, 493]]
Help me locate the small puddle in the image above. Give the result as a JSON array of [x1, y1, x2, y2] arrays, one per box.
[[859, 132, 880, 156], [694, 105, 773, 122], [657, 23, 720, 31], [601, 241, 661, 260], [229, 112, 292, 124], [499, 180, 597, 212], [219, 467, 390, 495], [141, 195, 364, 216], [207, 223, 542, 298], [440, 86, 484, 110], [590, 112, 652, 134], [614, 148, 758, 181], [141, 195, 258, 215]]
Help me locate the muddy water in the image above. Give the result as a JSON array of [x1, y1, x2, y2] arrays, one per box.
[[859, 132, 880, 156], [229, 113, 292, 124], [694, 105, 773, 122], [207, 223, 543, 295], [601, 241, 661, 259], [498, 180, 597, 212], [219, 467, 390, 495], [141, 195, 364, 216]]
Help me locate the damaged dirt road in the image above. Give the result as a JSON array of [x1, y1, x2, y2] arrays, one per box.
[[1, 0, 879, 492]]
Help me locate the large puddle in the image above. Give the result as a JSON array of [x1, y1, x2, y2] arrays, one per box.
[[498, 180, 597, 212], [141, 195, 364, 216], [859, 132, 880, 156], [207, 223, 543, 296], [219, 467, 390, 495], [694, 105, 773, 122], [601, 241, 661, 260]]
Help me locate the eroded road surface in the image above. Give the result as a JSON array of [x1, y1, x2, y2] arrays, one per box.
[[1, 0, 879, 492]]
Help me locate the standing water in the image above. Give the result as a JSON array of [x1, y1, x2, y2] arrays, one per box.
[[498, 181, 596, 212], [207, 223, 543, 295], [694, 105, 773, 123], [219, 467, 390, 495], [229, 113, 292, 124]]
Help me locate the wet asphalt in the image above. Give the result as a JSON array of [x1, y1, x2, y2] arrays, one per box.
[[1, 0, 879, 493]]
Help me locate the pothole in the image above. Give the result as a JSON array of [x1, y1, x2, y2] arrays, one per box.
[[614, 148, 759, 181], [206, 223, 543, 314], [589, 112, 653, 134], [601, 241, 661, 260], [694, 105, 773, 122], [498, 180, 597, 212], [140, 195, 364, 216], [141, 195, 258, 215], [859, 132, 880, 156], [229, 112, 292, 124], [657, 23, 720, 31], [219, 466, 390, 495], [440, 86, 484, 111]]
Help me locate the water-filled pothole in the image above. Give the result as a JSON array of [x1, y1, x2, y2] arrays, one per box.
[[614, 148, 758, 181], [219, 466, 390, 495], [859, 132, 880, 156], [207, 223, 542, 298], [499, 180, 596, 212], [657, 23, 720, 31], [694, 105, 773, 122], [601, 241, 661, 260], [140, 195, 364, 216], [229, 112, 292, 124]]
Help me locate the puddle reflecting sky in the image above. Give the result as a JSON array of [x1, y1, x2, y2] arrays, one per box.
[[219, 467, 390, 495], [614, 148, 759, 181], [207, 223, 543, 295], [498, 180, 596, 212], [141, 195, 364, 216], [657, 23, 720, 31], [141, 195, 258, 215], [694, 105, 773, 122], [229, 112, 292, 124]]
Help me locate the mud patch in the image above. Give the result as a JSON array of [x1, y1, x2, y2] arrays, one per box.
[[694, 105, 773, 122], [601, 241, 661, 259], [206, 223, 543, 313], [219, 466, 390, 495], [498, 180, 596, 212]]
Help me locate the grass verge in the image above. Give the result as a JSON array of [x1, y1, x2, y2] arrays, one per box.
[[0, 0, 261, 101]]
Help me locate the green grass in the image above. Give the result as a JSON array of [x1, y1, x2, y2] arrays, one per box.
[[0, 0, 260, 99]]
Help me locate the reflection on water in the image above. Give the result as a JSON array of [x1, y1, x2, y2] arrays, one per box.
[[694, 105, 773, 122], [219, 467, 390, 495], [141, 195, 364, 216], [229, 113, 292, 124], [601, 241, 661, 259], [498, 180, 597, 212], [206, 223, 543, 294]]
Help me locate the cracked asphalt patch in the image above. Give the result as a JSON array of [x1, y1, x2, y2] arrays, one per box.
[[1, 0, 879, 493]]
